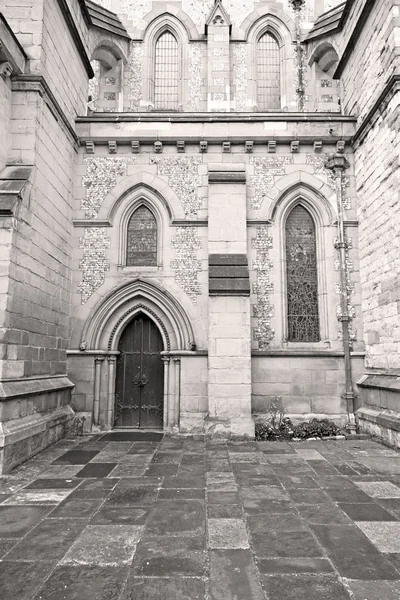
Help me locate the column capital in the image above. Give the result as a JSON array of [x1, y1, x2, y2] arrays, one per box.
[[325, 154, 350, 172], [94, 356, 105, 363]]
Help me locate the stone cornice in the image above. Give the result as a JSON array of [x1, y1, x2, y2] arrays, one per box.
[[55, 0, 94, 78], [76, 112, 356, 124], [352, 74, 400, 147], [11, 75, 79, 145]]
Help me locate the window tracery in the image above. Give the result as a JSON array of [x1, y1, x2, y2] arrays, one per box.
[[257, 32, 281, 110], [154, 31, 179, 109], [285, 205, 320, 342], [126, 205, 157, 266]]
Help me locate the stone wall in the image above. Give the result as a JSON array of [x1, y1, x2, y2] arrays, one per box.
[[338, 0, 400, 372], [340, 0, 389, 124], [353, 109, 400, 372], [68, 126, 363, 428], [0, 0, 94, 471], [252, 354, 365, 420], [0, 77, 11, 172]]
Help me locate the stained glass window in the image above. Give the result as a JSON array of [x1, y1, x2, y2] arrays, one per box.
[[154, 31, 179, 110], [286, 205, 320, 342], [257, 32, 281, 110], [126, 206, 157, 266]]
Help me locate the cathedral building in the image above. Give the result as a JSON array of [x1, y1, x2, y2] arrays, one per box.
[[0, 0, 399, 472]]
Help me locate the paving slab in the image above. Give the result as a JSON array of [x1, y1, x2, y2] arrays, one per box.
[[259, 557, 334, 574], [0, 435, 399, 598], [0, 505, 52, 537], [131, 535, 206, 577], [355, 522, 400, 553], [251, 529, 324, 558], [208, 518, 249, 549], [344, 579, 400, 600], [6, 518, 86, 561], [209, 549, 265, 600], [90, 505, 149, 525], [2, 490, 71, 505], [261, 574, 351, 600], [354, 481, 400, 498], [0, 561, 54, 600], [33, 565, 128, 600], [146, 499, 205, 536], [61, 525, 143, 566], [120, 576, 205, 600], [339, 502, 398, 521]]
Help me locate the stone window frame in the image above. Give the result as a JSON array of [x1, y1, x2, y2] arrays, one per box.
[[118, 193, 165, 271], [256, 30, 282, 110], [284, 203, 320, 343], [274, 193, 332, 348], [125, 204, 158, 268], [141, 15, 190, 111], [244, 14, 295, 111]]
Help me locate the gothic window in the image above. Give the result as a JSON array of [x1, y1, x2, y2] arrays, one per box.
[[257, 32, 281, 110], [285, 205, 320, 342], [126, 206, 157, 266], [154, 31, 179, 109]]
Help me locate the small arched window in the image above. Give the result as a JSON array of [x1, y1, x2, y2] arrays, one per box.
[[126, 206, 157, 266], [257, 32, 281, 110], [154, 31, 179, 110], [286, 205, 320, 342]]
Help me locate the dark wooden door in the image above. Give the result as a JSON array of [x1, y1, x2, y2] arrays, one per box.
[[114, 314, 164, 429]]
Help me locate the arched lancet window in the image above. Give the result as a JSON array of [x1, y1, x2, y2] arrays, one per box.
[[154, 31, 179, 109], [126, 205, 157, 266], [257, 32, 281, 110], [286, 205, 320, 342]]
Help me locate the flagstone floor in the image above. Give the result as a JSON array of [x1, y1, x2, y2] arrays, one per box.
[[0, 433, 400, 599]]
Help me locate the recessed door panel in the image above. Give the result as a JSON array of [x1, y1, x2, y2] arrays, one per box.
[[115, 314, 164, 429]]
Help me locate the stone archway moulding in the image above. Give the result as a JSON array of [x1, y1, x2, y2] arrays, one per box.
[[81, 279, 195, 431], [108, 304, 171, 351], [82, 278, 195, 352], [96, 172, 182, 223], [238, 5, 296, 40], [131, 6, 201, 41], [265, 173, 337, 223]]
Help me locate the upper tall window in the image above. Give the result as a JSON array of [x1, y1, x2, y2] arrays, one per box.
[[285, 205, 320, 342], [154, 31, 179, 110], [257, 32, 281, 110], [126, 206, 157, 266]]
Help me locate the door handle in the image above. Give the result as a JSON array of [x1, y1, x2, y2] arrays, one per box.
[[133, 372, 148, 387]]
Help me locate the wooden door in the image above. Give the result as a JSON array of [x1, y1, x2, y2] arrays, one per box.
[[114, 314, 164, 429]]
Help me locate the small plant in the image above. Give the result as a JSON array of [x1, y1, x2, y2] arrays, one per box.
[[255, 398, 294, 441], [292, 418, 341, 439]]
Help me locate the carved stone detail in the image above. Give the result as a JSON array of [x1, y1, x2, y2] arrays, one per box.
[[171, 227, 202, 303], [77, 228, 110, 303], [81, 157, 135, 219], [252, 226, 274, 349]]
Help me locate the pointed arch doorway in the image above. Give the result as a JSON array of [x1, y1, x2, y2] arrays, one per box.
[[114, 313, 164, 429]]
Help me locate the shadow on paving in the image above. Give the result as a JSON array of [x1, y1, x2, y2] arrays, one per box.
[[0, 435, 399, 599]]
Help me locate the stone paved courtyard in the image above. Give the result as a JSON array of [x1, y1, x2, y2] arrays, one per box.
[[0, 434, 400, 599]]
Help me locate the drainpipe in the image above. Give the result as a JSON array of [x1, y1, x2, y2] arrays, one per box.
[[290, 0, 306, 112], [325, 154, 357, 434]]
